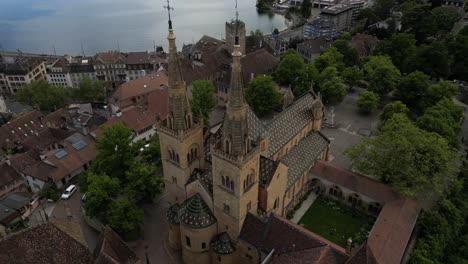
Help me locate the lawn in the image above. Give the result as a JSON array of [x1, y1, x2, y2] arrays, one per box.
[[298, 196, 375, 248]]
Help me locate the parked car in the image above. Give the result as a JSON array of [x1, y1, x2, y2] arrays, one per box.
[[61, 185, 77, 200]]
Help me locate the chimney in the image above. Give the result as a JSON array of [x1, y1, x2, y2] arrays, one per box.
[[346, 238, 352, 253]]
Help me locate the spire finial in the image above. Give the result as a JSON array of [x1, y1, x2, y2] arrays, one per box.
[[234, 0, 239, 45], [164, 0, 174, 30]]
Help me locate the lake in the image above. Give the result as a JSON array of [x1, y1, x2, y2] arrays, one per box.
[[0, 0, 287, 55]]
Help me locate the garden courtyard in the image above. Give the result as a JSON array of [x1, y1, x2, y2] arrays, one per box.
[[298, 196, 376, 248]]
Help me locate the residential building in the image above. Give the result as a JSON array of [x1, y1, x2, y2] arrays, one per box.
[[125, 51, 155, 81], [94, 227, 142, 264], [69, 58, 96, 88], [0, 57, 47, 94], [441, 0, 465, 10], [321, 4, 353, 31], [304, 17, 339, 39], [264, 34, 290, 55], [94, 51, 127, 90], [46, 57, 72, 87], [160, 16, 420, 264], [110, 70, 168, 119], [0, 162, 27, 198], [343, 0, 368, 20], [0, 95, 7, 113], [17, 133, 97, 192], [297, 37, 333, 63], [0, 202, 21, 238], [312, 0, 340, 8]]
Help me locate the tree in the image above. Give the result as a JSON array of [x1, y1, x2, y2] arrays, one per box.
[[125, 162, 163, 203], [431, 6, 461, 36], [72, 77, 105, 102], [293, 63, 319, 97], [108, 197, 144, 235], [374, 33, 417, 73], [373, 0, 395, 19], [346, 114, 458, 198], [409, 41, 450, 78], [314, 47, 345, 72], [301, 0, 312, 18], [379, 100, 409, 125], [332, 38, 360, 67], [84, 173, 121, 220], [141, 134, 161, 165], [416, 98, 463, 147], [357, 91, 379, 114], [363, 56, 401, 96], [401, 3, 436, 43], [16, 80, 68, 111], [92, 124, 136, 181], [423, 80, 458, 109], [342, 66, 364, 90], [275, 49, 305, 85], [317, 67, 346, 104], [245, 76, 281, 116], [447, 33, 468, 82], [395, 71, 430, 112], [191, 80, 216, 127]]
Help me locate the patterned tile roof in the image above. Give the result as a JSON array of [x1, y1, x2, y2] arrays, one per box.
[[210, 232, 235, 255], [247, 106, 267, 141], [265, 92, 318, 157], [259, 156, 279, 188], [281, 132, 329, 190], [177, 193, 216, 229], [94, 227, 140, 264], [186, 168, 213, 197], [166, 203, 181, 225]]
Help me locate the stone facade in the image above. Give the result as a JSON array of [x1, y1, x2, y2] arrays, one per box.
[[160, 18, 328, 264]]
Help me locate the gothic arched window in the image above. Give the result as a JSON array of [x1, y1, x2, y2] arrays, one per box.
[[222, 176, 234, 192]]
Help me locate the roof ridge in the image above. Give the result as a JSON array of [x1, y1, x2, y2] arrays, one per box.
[[265, 93, 313, 128]]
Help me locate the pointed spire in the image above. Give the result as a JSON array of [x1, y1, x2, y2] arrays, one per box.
[[165, 0, 184, 90]]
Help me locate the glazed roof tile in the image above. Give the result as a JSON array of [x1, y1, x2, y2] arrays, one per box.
[[265, 92, 318, 157], [281, 132, 329, 190], [177, 193, 216, 229], [259, 156, 279, 188], [166, 203, 181, 225], [210, 232, 235, 255], [186, 168, 213, 196]]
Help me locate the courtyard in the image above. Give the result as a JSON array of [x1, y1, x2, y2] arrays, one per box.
[[298, 196, 375, 248]]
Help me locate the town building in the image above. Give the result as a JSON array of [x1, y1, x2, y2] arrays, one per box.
[[297, 37, 333, 63], [320, 4, 353, 31], [0, 192, 31, 238], [304, 17, 339, 39], [349, 33, 379, 61], [343, 0, 368, 20], [94, 51, 127, 90], [125, 51, 156, 81], [159, 14, 420, 264], [0, 57, 47, 95], [46, 56, 96, 88], [312, 0, 340, 8], [10, 132, 97, 193], [0, 162, 27, 198]]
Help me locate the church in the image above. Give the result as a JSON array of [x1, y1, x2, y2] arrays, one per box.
[[157, 8, 419, 264]]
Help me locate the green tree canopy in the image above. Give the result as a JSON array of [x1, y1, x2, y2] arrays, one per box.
[[447, 33, 468, 82], [16, 80, 68, 111], [73, 77, 105, 102], [374, 33, 417, 73], [191, 80, 216, 126], [341, 66, 364, 90], [346, 114, 459, 198], [301, 0, 312, 18], [108, 197, 144, 235], [401, 3, 436, 43], [275, 49, 306, 85], [363, 56, 401, 96], [379, 100, 409, 125], [245, 76, 281, 116], [395, 70, 431, 112], [423, 80, 458, 109], [431, 6, 462, 36], [373, 0, 395, 19], [409, 41, 451, 78], [416, 98, 463, 148], [141, 134, 161, 165], [125, 162, 163, 203], [317, 67, 346, 104], [93, 124, 136, 181], [293, 63, 319, 97], [314, 47, 345, 72], [332, 38, 360, 67], [357, 91, 380, 114], [84, 173, 120, 220]]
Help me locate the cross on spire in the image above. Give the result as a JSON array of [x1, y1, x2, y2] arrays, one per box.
[[164, 0, 174, 29]]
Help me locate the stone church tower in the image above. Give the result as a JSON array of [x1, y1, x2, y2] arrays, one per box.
[[225, 19, 246, 55], [211, 34, 260, 239], [158, 18, 205, 205]]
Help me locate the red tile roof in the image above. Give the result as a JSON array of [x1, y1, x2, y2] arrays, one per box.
[[310, 161, 399, 202], [0, 162, 23, 188], [240, 213, 349, 264], [94, 107, 157, 137], [0, 220, 93, 264], [95, 51, 126, 64], [94, 227, 140, 264], [112, 71, 168, 106], [0, 110, 45, 149]]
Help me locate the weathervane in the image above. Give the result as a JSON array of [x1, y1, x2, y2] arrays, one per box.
[[164, 0, 174, 29]]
